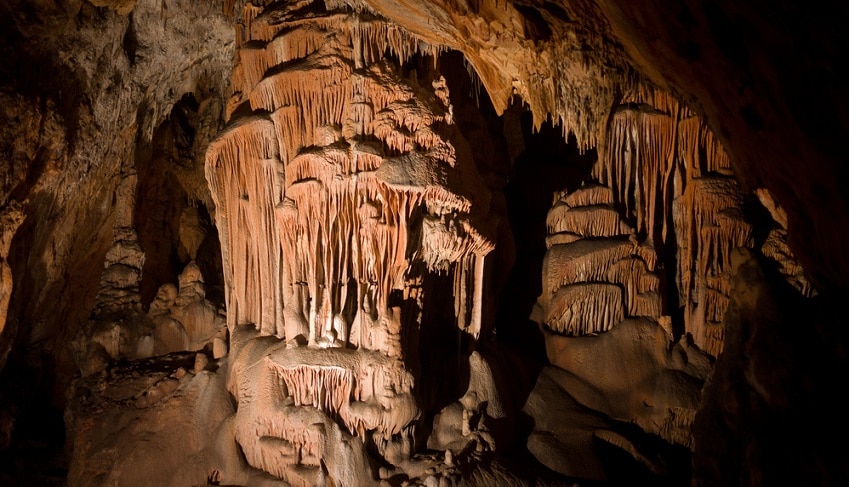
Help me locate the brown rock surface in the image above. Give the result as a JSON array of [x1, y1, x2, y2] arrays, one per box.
[[0, 203, 23, 343], [64, 352, 237, 487], [0, 0, 845, 486]]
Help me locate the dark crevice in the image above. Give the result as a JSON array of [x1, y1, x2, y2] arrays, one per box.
[[135, 93, 224, 308], [122, 13, 137, 65], [514, 5, 553, 41]]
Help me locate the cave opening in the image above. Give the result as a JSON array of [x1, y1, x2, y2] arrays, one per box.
[[135, 92, 225, 310], [497, 112, 598, 355]]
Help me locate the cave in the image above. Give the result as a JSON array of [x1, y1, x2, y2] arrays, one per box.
[[1, 0, 847, 486]]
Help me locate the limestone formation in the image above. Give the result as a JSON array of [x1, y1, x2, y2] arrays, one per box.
[[535, 183, 661, 336], [65, 353, 239, 487], [1, 0, 841, 486], [66, 5, 814, 486], [428, 351, 507, 455], [756, 188, 815, 297], [674, 176, 752, 356], [91, 226, 146, 318], [205, 3, 498, 482], [207, 10, 495, 344], [74, 228, 225, 375], [525, 84, 787, 476], [590, 86, 755, 355]]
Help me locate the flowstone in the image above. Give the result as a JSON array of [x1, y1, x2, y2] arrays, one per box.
[[205, 3, 496, 483]]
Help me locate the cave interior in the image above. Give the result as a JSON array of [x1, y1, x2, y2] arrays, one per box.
[[1, 0, 848, 486]]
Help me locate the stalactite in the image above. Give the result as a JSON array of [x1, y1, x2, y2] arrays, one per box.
[[673, 176, 752, 354], [238, 3, 264, 47], [677, 115, 734, 179], [470, 252, 485, 339], [621, 84, 679, 116], [544, 239, 635, 290], [421, 214, 492, 273], [556, 182, 613, 207], [755, 188, 815, 297], [544, 40, 620, 150], [546, 283, 625, 335], [594, 105, 675, 242], [276, 363, 354, 415], [210, 4, 495, 480], [761, 229, 815, 297], [546, 204, 630, 238], [208, 10, 493, 345], [262, 348, 417, 448], [701, 123, 732, 174], [677, 116, 702, 178], [239, 27, 328, 92], [590, 83, 761, 355], [454, 253, 469, 332], [206, 116, 283, 334]]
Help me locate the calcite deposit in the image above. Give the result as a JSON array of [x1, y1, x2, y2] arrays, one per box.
[[535, 183, 661, 335], [1, 0, 844, 486], [204, 4, 501, 482]]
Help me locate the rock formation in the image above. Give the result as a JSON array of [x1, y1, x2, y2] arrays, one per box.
[[203, 3, 501, 482], [534, 183, 661, 336], [0, 203, 23, 343], [590, 87, 754, 356], [1, 0, 846, 486]]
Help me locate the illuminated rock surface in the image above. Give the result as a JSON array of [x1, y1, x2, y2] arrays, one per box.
[[0, 0, 846, 486]]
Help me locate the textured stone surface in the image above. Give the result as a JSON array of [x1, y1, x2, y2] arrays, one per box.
[[0, 0, 234, 405], [64, 352, 238, 487], [0, 0, 845, 486]]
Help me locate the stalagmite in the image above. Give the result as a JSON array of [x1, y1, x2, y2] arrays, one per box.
[[5, 0, 828, 485], [91, 226, 146, 317], [535, 184, 661, 336]]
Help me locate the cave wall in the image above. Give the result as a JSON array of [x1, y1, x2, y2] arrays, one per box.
[[0, 0, 234, 470], [1, 0, 846, 486]]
